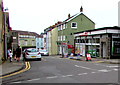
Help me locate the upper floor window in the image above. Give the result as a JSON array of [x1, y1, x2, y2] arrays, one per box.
[[71, 22, 77, 28], [63, 24, 65, 29]]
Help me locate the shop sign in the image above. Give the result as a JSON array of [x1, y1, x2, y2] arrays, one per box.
[[62, 43, 67, 45], [80, 32, 90, 36], [68, 45, 74, 48]]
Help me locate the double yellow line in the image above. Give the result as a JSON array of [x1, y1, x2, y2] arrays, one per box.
[[0, 61, 31, 79]]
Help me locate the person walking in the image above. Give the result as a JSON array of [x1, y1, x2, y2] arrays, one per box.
[[7, 48, 11, 59], [16, 46, 22, 62], [8, 50, 13, 62], [13, 48, 16, 60]]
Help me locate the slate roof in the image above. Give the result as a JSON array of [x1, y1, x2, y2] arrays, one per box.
[[58, 13, 95, 26], [12, 30, 42, 37]]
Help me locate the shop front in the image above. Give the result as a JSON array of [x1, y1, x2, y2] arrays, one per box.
[[74, 27, 120, 59]]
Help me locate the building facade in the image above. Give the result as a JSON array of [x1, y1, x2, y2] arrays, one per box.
[[36, 35, 44, 49], [0, 0, 4, 61], [12, 30, 40, 51], [74, 26, 120, 59], [44, 22, 61, 55], [0, 0, 12, 61], [57, 12, 95, 54]]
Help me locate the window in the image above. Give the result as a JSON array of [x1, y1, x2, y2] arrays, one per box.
[[63, 24, 65, 29], [61, 36, 62, 41], [58, 36, 60, 41], [24, 40, 28, 46], [58, 26, 61, 31], [71, 22, 77, 28], [63, 36, 66, 41]]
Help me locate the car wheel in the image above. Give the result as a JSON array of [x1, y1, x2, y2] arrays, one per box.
[[38, 58, 41, 61]]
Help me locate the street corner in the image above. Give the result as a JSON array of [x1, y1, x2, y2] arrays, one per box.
[[0, 61, 30, 79]]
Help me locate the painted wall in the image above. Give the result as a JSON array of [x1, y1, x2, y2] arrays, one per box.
[[0, 7, 4, 61], [51, 27, 58, 55], [36, 37, 44, 49]]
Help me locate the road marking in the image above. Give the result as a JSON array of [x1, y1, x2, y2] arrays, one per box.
[[106, 66, 119, 68], [78, 73, 88, 75], [61, 75, 73, 77], [91, 72, 97, 74], [94, 61, 104, 63], [75, 65, 97, 71], [113, 69, 118, 71], [46, 76, 58, 79], [12, 81, 22, 83], [0, 62, 31, 79], [95, 64, 119, 68], [98, 69, 111, 72], [27, 78, 41, 81]]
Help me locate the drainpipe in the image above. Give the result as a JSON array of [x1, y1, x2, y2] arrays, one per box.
[[3, 10, 8, 60]]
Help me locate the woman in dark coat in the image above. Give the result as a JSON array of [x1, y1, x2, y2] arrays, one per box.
[[16, 46, 21, 62]]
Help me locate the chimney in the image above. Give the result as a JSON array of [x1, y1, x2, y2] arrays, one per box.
[[80, 6, 83, 12], [68, 13, 70, 18]]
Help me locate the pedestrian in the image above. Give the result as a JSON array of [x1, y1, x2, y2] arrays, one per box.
[[8, 50, 13, 62], [16, 46, 22, 62], [13, 48, 16, 60], [7, 48, 11, 59]]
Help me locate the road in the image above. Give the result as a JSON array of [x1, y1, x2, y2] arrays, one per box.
[[2, 56, 120, 84]]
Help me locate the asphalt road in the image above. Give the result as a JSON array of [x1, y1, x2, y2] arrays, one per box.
[[2, 56, 120, 84]]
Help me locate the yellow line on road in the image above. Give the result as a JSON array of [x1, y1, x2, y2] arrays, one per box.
[[0, 62, 31, 79], [93, 61, 104, 63]]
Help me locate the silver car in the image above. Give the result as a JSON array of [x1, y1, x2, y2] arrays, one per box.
[[40, 50, 49, 56], [24, 48, 42, 61]]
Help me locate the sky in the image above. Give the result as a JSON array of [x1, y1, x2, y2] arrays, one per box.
[[3, 0, 120, 34]]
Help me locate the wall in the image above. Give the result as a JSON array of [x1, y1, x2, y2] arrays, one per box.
[[51, 27, 58, 55], [0, 8, 4, 61]]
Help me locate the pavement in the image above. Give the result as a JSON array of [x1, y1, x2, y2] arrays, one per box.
[[0, 58, 25, 78], [0, 55, 119, 79]]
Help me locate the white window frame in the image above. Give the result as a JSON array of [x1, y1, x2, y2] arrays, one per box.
[[63, 35, 66, 41], [58, 26, 61, 31], [63, 24, 65, 29], [71, 22, 77, 28], [61, 36, 62, 41], [61, 25, 63, 30]]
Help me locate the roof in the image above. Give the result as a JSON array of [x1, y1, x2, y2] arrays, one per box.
[[44, 21, 62, 32], [12, 30, 40, 37], [58, 13, 95, 26]]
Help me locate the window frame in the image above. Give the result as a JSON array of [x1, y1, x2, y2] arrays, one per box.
[[71, 22, 77, 28]]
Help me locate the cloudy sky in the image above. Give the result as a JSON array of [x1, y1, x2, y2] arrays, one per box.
[[3, 0, 119, 34]]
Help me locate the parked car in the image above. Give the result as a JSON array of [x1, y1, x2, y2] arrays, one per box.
[[40, 50, 49, 56], [24, 48, 42, 61]]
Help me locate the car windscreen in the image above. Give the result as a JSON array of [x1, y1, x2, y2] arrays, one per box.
[[26, 49, 38, 52]]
